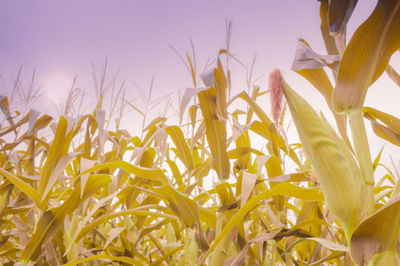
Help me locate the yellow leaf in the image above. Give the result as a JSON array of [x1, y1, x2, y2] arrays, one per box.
[[80, 160, 169, 184], [62, 254, 142, 266], [350, 194, 400, 265], [39, 116, 68, 195], [0, 168, 46, 210], [198, 88, 230, 180], [200, 183, 323, 264], [333, 0, 400, 112], [165, 126, 194, 171], [214, 67, 227, 120], [41, 152, 82, 202], [20, 174, 111, 261], [364, 106, 400, 134]]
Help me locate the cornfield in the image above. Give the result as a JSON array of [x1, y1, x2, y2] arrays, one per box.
[[1, 1, 400, 265]]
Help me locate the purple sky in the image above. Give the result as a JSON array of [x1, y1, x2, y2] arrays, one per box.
[[1, 0, 400, 162], [0, 1, 381, 105]]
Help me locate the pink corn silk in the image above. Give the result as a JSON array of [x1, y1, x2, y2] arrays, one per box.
[[269, 69, 283, 125]]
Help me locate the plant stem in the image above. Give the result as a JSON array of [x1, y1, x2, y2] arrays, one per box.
[[349, 110, 374, 215]]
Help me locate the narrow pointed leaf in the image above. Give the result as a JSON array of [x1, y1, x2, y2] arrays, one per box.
[[327, 0, 358, 35], [198, 88, 230, 180], [20, 174, 111, 261], [386, 64, 400, 87], [165, 125, 194, 171], [350, 194, 400, 265], [333, 0, 400, 112], [0, 168, 46, 210], [39, 116, 68, 195], [200, 182, 323, 264], [319, 0, 339, 55]]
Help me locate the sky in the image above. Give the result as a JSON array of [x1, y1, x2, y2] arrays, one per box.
[[0, 0, 399, 173]]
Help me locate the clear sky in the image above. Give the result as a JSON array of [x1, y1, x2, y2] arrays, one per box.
[[1, 0, 399, 171]]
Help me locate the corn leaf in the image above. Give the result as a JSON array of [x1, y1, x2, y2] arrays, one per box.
[[0, 182, 13, 216], [292, 39, 350, 146], [62, 254, 142, 266], [200, 182, 323, 263], [41, 152, 82, 202], [151, 185, 201, 228], [20, 174, 111, 262], [364, 106, 400, 134], [368, 251, 400, 266], [75, 209, 177, 241], [327, 0, 358, 35], [39, 116, 68, 195], [214, 67, 227, 120], [198, 88, 230, 180], [0, 168, 46, 210], [350, 194, 400, 265], [333, 0, 400, 112], [80, 160, 169, 184], [386, 64, 400, 87], [165, 125, 194, 171], [319, 0, 339, 55]]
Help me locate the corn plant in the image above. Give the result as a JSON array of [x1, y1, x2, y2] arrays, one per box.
[[283, 0, 400, 264]]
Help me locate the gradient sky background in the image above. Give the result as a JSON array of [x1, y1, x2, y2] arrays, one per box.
[[1, 1, 399, 171]]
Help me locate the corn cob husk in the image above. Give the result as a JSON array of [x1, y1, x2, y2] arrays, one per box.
[[277, 71, 365, 239]]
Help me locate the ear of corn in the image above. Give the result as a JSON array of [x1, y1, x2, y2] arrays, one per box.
[[292, 39, 351, 148], [280, 73, 364, 239]]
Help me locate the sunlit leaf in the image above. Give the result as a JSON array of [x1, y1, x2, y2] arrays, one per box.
[[198, 88, 230, 180], [333, 0, 400, 112], [282, 77, 365, 238], [20, 174, 111, 261], [350, 194, 400, 265], [62, 254, 142, 266], [165, 126, 194, 171], [0, 168, 46, 210], [200, 182, 323, 263]]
